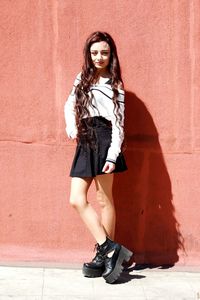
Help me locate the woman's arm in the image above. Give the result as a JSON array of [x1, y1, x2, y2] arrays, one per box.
[[64, 74, 81, 139], [105, 89, 125, 163]]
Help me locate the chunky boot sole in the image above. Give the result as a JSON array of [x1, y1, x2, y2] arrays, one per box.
[[82, 265, 104, 278], [103, 246, 133, 284]]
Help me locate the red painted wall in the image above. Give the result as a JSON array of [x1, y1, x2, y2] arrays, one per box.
[[0, 0, 200, 266]]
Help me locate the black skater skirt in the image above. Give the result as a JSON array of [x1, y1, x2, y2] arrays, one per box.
[[70, 116, 127, 178]]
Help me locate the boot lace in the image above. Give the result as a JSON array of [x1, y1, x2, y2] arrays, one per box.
[[93, 243, 100, 253], [93, 243, 106, 259]]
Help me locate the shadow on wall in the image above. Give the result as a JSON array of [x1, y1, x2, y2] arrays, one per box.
[[113, 91, 185, 268]]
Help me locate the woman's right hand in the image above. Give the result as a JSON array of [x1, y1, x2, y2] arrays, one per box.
[[67, 129, 78, 140]]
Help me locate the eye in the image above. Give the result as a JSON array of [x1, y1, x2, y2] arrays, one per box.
[[101, 51, 110, 56], [90, 51, 98, 56]]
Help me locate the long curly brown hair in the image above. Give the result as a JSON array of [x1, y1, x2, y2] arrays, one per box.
[[74, 31, 124, 146]]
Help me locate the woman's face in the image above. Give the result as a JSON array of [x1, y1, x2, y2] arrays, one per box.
[[90, 41, 111, 72]]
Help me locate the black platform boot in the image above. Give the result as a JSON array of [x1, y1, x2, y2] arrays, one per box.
[[82, 244, 105, 278], [99, 237, 133, 284]]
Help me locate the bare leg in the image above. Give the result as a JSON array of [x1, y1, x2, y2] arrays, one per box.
[[69, 177, 107, 245], [94, 173, 116, 240]]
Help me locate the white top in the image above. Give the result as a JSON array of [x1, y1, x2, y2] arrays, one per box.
[[64, 73, 125, 163]]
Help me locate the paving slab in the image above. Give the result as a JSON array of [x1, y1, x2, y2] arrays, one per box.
[[0, 265, 199, 300]]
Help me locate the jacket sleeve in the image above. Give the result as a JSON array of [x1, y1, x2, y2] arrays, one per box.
[[106, 89, 125, 163], [64, 74, 81, 139]]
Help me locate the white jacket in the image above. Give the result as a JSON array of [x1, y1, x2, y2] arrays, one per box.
[[64, 73, 125, 163]]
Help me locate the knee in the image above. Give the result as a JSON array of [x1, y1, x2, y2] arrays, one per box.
[[96, 191, 113, 209], [69, 195, 87, 211]]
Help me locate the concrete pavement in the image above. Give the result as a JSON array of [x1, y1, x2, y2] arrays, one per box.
[[0, 264, 199, 300]]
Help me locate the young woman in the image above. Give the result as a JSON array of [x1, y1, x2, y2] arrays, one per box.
[[64, 31, 132, 284]]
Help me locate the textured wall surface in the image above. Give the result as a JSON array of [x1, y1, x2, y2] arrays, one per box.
[[0, 0, 199, 266]]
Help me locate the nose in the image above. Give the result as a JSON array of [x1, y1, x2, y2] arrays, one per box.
[[96, 52, 102, 60]]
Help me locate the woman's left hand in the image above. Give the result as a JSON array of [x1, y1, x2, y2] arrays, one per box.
[[102, 161, 115, 174]]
